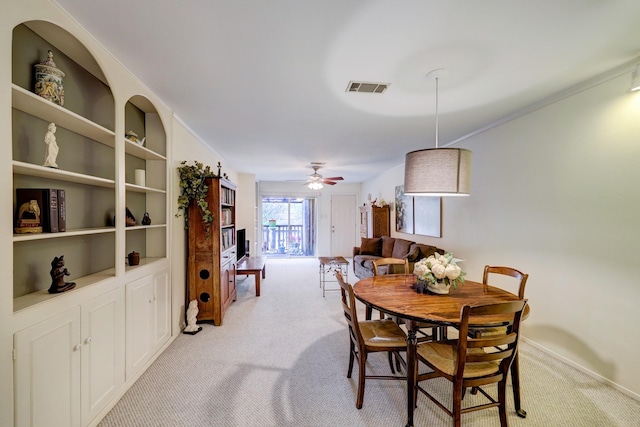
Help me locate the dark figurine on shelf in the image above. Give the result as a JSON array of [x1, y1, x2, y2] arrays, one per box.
[[216, 161, 222, 177], [48, 255, 76, 294], [126, 207, 136, 226], [141, 212, 151, 225], [128, 251, 140, 266]]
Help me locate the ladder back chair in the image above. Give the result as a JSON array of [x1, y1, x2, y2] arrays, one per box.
[[415, 300, 528, 427], [469, 265, 529, 418], [336, 272, 407, 409], [371, 257, 440, 342], [365, 258, 410, 320]]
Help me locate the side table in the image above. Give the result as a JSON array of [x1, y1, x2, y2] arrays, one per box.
[[318, 256, 349, 297]]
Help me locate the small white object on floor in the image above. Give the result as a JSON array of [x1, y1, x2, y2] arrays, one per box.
[[183, 299, 202, 334]]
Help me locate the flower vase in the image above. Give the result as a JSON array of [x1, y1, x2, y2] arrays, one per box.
[[426, 279, 451, 295]]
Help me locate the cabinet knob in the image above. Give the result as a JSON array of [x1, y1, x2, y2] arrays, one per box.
[[85, 337, 92, 344], [73, 344, 82, 352]]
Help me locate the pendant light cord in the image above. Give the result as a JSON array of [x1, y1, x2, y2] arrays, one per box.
[[435, 76, 439, 149]]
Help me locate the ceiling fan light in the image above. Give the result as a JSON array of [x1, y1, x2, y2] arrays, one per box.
[[404, 148, 472, 196], [308, 181, 323, 190]]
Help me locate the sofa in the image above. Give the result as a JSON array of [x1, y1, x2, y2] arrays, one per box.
[[352, 236, 445, 279]]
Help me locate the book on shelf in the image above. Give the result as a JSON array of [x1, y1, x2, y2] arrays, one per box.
[[57, 189, 66, 232], [15, 188, 59, 233]]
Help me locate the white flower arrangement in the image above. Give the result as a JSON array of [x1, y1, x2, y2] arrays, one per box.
[[413, 252, 466, 289]]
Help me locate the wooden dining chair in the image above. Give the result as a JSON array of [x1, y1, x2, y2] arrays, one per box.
[[336, 272, 407, 409], [365, 258, 410, 320], [415, 300, 528, 427], [468, 265, 529, 418], [372, 257, 409, 276], [370, 257, 441, 342]]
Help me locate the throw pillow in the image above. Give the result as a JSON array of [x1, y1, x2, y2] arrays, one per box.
[[391, 238, 414, 258], [405, 244, 421, 262], [417, 244, 443, 259], [381, 236, 395, 258], [359, 238, 382, 256]]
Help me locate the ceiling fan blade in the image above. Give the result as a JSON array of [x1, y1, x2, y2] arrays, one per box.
[[321, 180, 337, 185], [323, 176, 344, 181]]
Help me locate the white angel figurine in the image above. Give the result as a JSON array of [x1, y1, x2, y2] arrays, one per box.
[[43, 122, 59, 168], [184, 299, 201, 333]]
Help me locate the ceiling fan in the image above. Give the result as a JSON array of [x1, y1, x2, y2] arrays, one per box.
[[294, 162, 344, 189]]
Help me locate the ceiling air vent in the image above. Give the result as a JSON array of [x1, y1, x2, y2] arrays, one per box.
[[346, 81, 389, 94]]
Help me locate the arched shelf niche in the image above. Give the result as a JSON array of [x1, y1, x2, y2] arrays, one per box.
[[123, 94, 168, 267], [11, 20, 117, 308]]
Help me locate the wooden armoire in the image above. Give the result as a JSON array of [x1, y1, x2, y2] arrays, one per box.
[[188, 177, 237, 325], [359, 205, 390, 238]]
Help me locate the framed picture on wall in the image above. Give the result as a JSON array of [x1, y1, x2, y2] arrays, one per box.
[[395, 185, 414, 234], [395, 185, 442, 237], [413, 196, 441, 238]]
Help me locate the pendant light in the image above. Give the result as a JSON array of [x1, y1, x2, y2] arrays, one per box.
[[631, 64, 640, 92], [404, 69, 472, 196]]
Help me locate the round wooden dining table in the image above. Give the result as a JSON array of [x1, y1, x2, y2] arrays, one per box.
[[353, 274, 528, 427]]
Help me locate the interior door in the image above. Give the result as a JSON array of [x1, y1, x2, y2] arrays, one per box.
[[330, 194, 357, 257]]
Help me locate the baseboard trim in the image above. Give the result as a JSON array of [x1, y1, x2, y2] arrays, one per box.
[[521, 336, 640, 402]]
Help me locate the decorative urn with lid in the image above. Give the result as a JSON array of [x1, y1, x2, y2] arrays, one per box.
[[34, 50, 65, 106]]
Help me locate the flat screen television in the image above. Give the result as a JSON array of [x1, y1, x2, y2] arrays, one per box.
[[236, 228, 247, 261]]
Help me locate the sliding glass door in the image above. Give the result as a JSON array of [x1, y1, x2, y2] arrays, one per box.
[[261, 196, 316, 257]]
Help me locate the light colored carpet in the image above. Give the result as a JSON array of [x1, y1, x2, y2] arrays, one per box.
[[99, 258, 640, 426]]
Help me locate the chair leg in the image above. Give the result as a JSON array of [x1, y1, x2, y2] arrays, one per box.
[[498, 379, 508, 427], [365, 305, 372, 320], [511, 351, 527, 418], [356, 354, 366, 409], [395, 351, 402, 372], [387, 352, 396, 374], [347, 341, 355, 378], [453, 383, 463, 427]]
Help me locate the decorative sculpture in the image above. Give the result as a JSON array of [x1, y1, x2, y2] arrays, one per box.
[[141, 212, 151, 225], [125, 207, 136, 226], [34, 50, 65, 106], [48, 255, 76, 293], [183, 299, 202, 334], [15, 199, 43, 234], [128, 251, 140, 266], [216, 161, 222, 177], [43, 122, 59, 168]]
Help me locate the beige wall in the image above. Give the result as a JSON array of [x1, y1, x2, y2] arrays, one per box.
[[363, 72, 640, 397]]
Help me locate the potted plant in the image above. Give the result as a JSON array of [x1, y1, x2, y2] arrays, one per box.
[[176, 160, 215, 238]]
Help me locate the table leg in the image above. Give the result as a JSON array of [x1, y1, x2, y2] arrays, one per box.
[[405, 322, 417, 427], [255, 273, 261, 297], [511, 351, 526, 418], [261, 266, 266, 279]]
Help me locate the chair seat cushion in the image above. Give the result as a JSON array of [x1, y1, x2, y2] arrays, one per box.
[[417, 342, 499, 377], [359, 319, 407, 348]]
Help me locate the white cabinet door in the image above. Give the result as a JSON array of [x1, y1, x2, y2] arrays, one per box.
[[14, 307, 82, 427], [126, 275, 154, 379], [81, 288, 125, 426], [153, 269, 170, 349]]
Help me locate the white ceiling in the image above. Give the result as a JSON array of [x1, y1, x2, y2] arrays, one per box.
[[54, 0, 640, 183]]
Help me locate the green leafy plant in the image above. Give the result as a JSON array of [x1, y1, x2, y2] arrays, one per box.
[[176, 160, 215, 237]]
